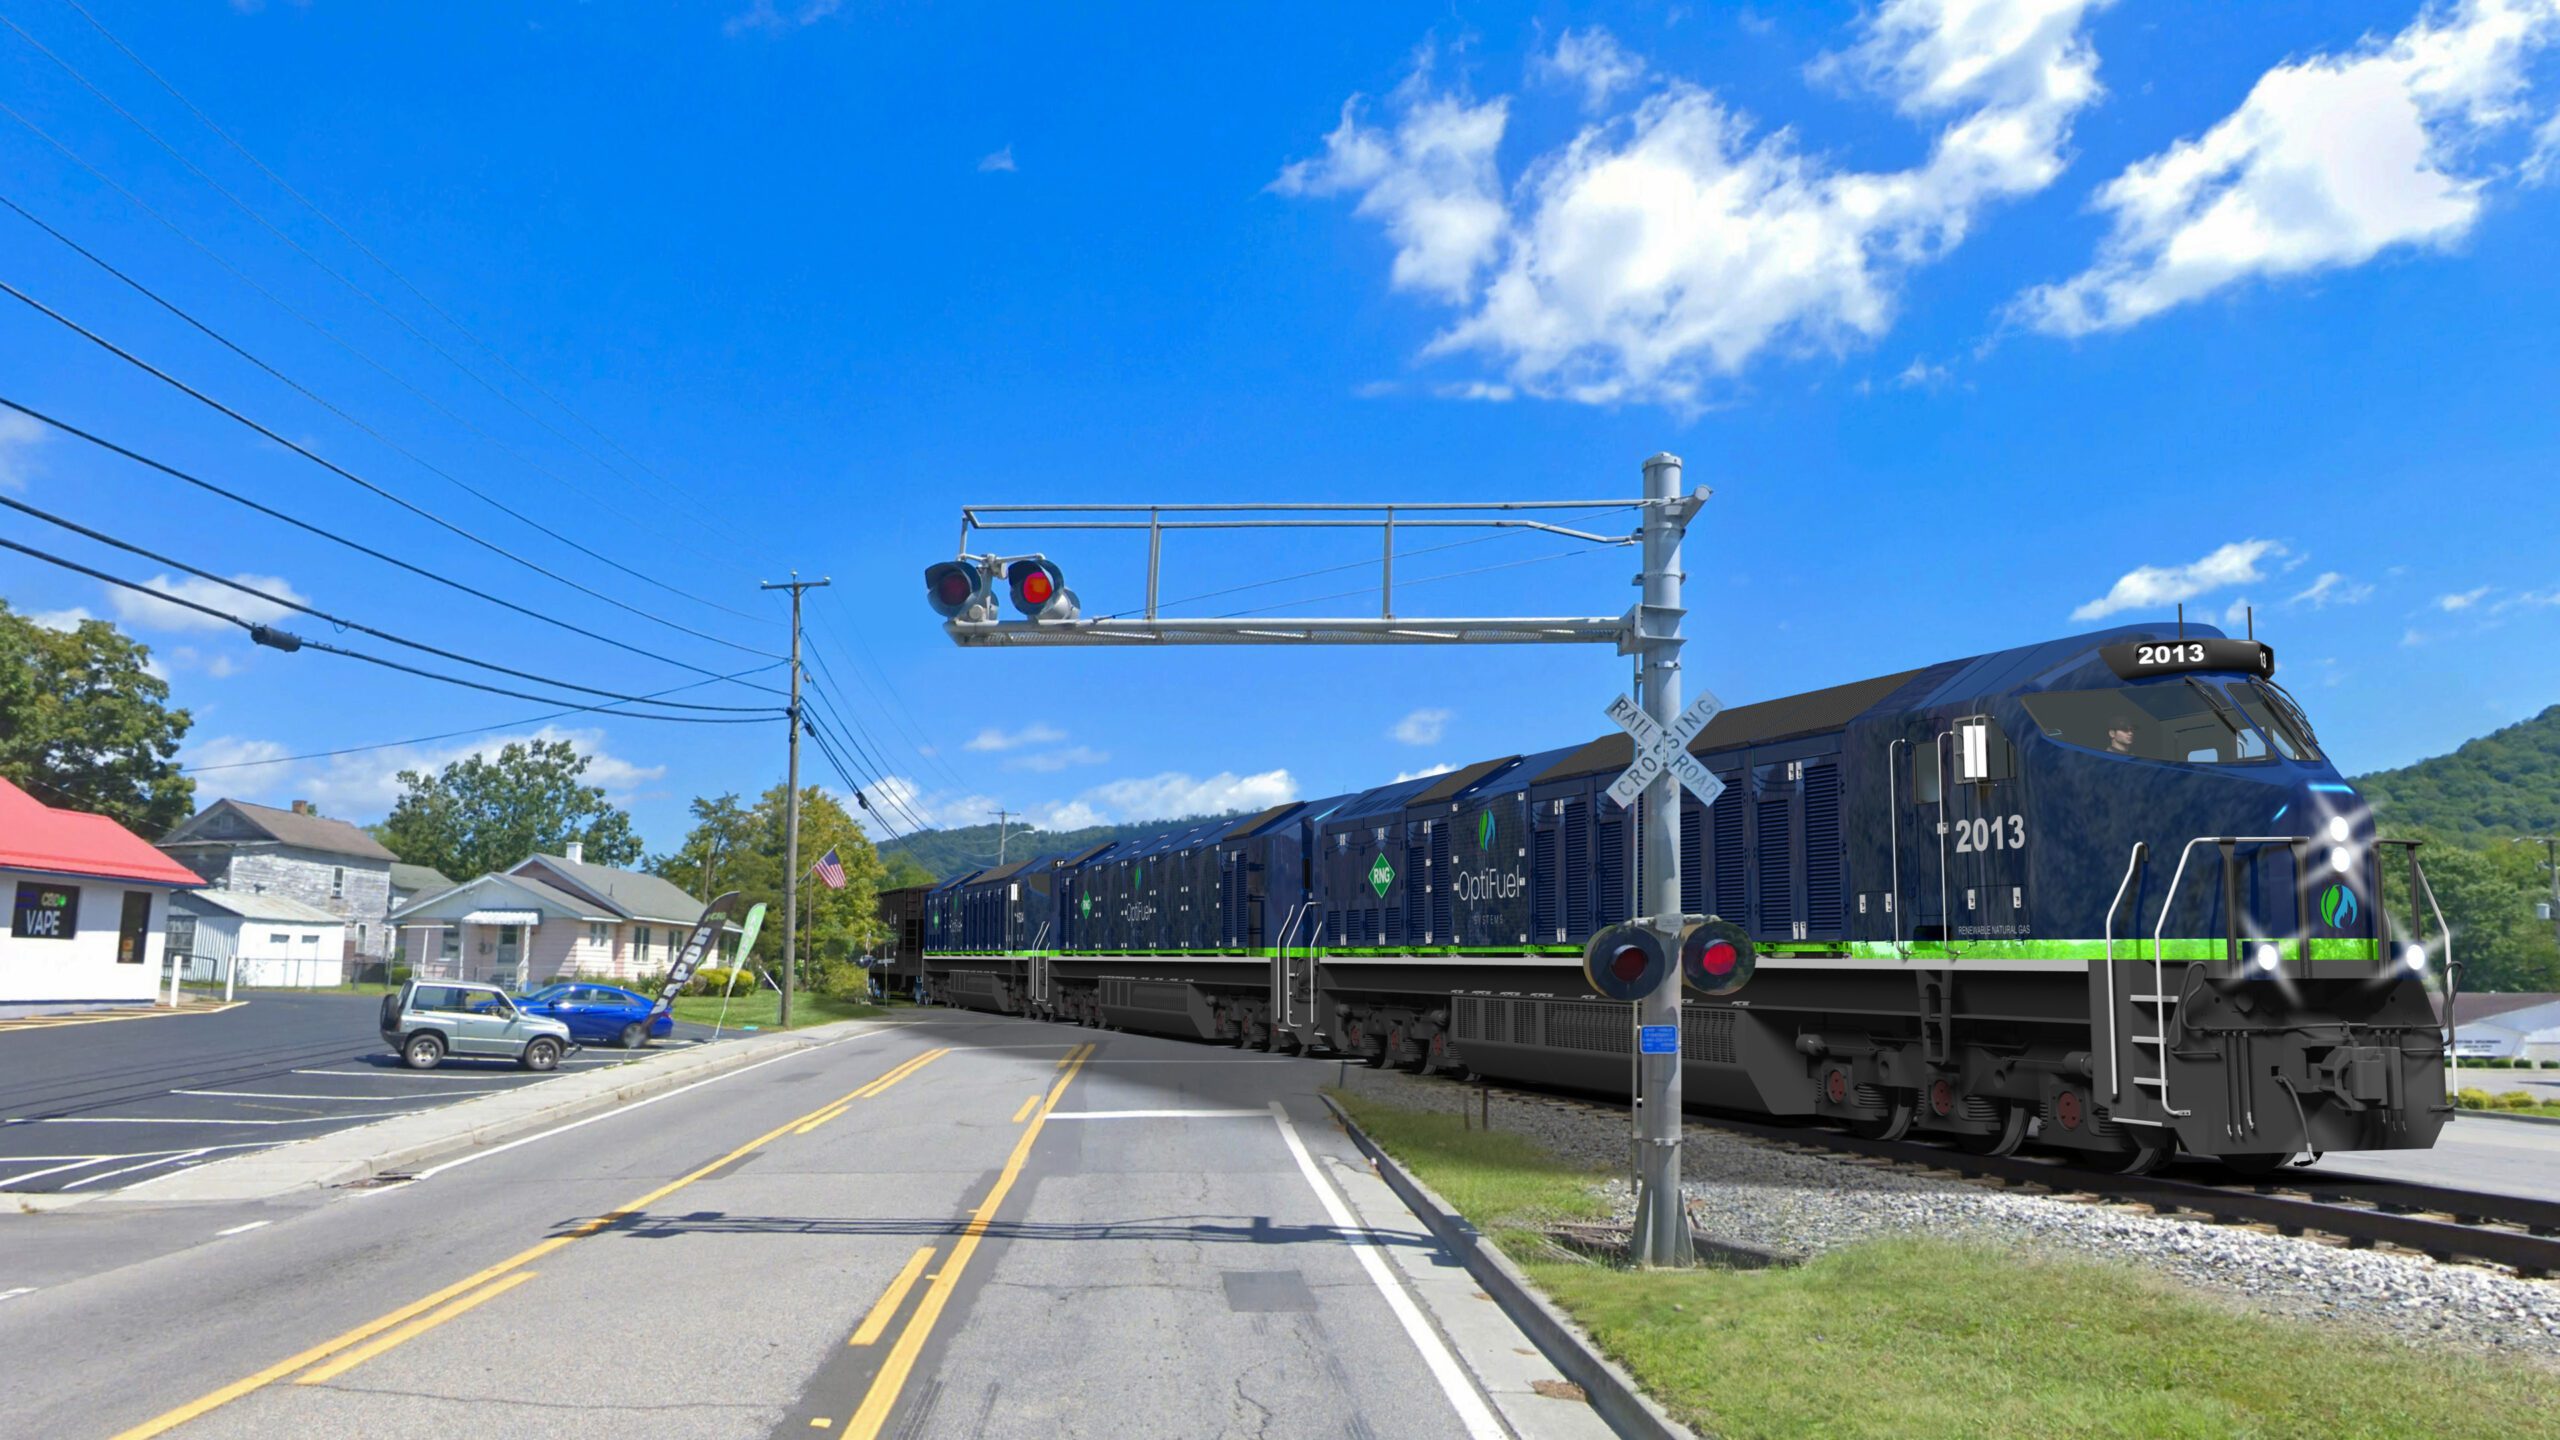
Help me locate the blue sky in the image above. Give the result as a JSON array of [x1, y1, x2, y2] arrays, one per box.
[[2, 0, 2556, 858]]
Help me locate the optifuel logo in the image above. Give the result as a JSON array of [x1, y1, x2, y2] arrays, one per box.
[[1475, 810, 1494, 850], [2319, 883, 2361, 930]]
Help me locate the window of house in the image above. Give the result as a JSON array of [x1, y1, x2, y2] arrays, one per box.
[[589, 921, 609, 947], [636, 925, 652, 957], [302, 932, 320, 944], [440, 931, 460, 961], [270, 932, 290, 945], [331, 866, 345, 899]]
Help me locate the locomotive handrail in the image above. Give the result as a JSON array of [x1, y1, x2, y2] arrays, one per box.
[[2148, 834, 2306, 1120], [2100, 841, 2148, 1102], [1272, 902, 1310, 1028], [1887, 737, 1908, 959]]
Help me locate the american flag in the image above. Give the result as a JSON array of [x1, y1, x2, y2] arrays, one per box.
[[811, 847, 847, 889]]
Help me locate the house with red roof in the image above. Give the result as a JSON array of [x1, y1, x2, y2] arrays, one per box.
[[0, 775, 203, 1008]]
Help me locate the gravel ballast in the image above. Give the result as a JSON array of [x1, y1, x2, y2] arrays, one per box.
[[1333, 1064, 2560, 1366]]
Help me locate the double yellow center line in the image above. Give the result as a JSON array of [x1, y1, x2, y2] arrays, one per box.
[[112, 1042, 952, 1440], [833, 1041, 1093, 1440]]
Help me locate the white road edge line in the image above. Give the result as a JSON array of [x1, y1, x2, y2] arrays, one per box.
[[0, 1287, 34, 1302], [401, 1028, 885, 1184], [214, 1220, 271, 1237], [1047, 1109, 1270, 1120], [1267, 1101, 1507, 1440], [62, 1148, 209, 1190], [173, 1090, 497, 1102], [3, 1113, 408, 1126], [0, 1155, 119, 1187]]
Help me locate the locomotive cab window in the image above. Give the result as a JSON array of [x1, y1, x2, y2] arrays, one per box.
[[2021, 684, 2270, 764], [2226, 681, 2323, 761]]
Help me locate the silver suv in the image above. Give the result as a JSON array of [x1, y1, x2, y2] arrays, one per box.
[[379, 980, 574, 1071]]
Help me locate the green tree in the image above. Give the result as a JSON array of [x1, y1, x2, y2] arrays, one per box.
[[2398, 827, 2560, 993], [377, 738, 641, 879], [657, 784, 888, 989], [883, 851, 936, 889], [0, 602, 194, 833]]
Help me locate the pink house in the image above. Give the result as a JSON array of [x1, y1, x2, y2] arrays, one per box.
[[389, 843, 718, 988]]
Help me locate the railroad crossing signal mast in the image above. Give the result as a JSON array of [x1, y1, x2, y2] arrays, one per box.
[[929, 454, 1712, 1266]]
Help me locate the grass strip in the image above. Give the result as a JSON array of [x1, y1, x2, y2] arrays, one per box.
[[666, 991, 883, 1030], [1331, 1090, 2560, 1440]]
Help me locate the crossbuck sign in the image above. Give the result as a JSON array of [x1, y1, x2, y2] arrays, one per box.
[[1604, 690, 1726, 812]]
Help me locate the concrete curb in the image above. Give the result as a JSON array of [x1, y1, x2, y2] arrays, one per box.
[[1319, 1094, 1703, 1440], [60, 1017, 898, 1209], [2461, 1108, 2560, 1129]]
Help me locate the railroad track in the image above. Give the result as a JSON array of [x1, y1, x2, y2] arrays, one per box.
[[1464, 1079, 2560, 1280]]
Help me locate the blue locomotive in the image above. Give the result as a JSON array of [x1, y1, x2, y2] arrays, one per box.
[[923, 623, 2454, 1172]]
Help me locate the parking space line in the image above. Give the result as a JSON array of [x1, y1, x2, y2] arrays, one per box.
[[174, 1089, 500, 1102], [0, 1155, 116, 1187], [1267, 1102, 1504, 1440], [0, 1287, 33, 1302], [63, 1149, 210, 1190], [292, 1271, 541, 1387], [848, 1247, 935, 1346], [292, 1069, 496, 1079], [215, 1221, 271, 1238], [6, 1113, 408, 1127]]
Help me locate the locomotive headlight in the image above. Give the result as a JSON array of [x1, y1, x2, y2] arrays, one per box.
[[2251, 941, 2282, 974], [2402, 943, 2428, 974], [2326, 816, 2351, 845], [2329, 845, 2354, 875]]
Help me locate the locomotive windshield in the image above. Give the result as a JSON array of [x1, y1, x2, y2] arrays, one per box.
[[2227, 679, 2323, 760], [2021, 680, 2274, 764]]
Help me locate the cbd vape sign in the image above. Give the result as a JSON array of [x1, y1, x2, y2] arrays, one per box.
[[12, 882, 79, 940]]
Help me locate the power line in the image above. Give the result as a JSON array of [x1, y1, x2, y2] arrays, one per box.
[[799, 680, 936, 834], [806, 595, 975, 794], [0, 278, 785, 661], [0, 493, 777, 713], [0, 191, 774, 630], [801, 703, 933, 835], [0, 536, 780, 722], [0, 393, 787, 696], [799, 713, 917, 844], [0, 10, 754, 553], [182, 662, 790, 774], [0, 97, 764, 601]]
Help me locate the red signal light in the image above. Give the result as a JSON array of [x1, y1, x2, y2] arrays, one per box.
[[1021, 570, 1054, 606], [1610, 945, 1650, 983], [935, 571, 972, 605], [924, 559, 987, 620], [1679, 917, 1754, 996], [1698, 940, 1737, 977], [1582, 922, 1670, 1001]]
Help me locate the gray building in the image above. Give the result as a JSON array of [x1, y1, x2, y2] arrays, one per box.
[[159, 799, 400, 960]]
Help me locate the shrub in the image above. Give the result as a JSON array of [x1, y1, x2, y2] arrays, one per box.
[[2456, 1088, 2492, 1109], [687, 966, 753, 996], [2496, 1090, 2539, 1109]]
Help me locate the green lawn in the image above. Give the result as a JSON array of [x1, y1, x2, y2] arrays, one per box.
[[668, 990, 884, 1031], [1331, 1092, 2560, 1440]]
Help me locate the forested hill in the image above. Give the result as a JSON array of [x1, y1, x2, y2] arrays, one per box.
[[877, 811, 1253, 883], [2358, 704, 2560, 843]]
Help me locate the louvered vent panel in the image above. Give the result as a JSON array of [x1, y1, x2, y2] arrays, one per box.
[[1546, 1002, 1625, 1054], [1681, 1009, 1737, 1065], [1562, 802, 1591, 937], [1429, 820, 1454, 942], [1713, 787, 1747, 920], [1680, 801, 1704, 916], [1532, 827, 1560, 939], [1757, 797, 1795, 932], [1804, 764, 1843, 934], [1594, 815, 1628, 926], [1404, 843, 1428, 945]]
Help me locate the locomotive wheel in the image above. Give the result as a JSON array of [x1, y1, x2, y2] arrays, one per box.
[[2218, 1152, 2295, 1180], [1960, 1102, 2029, 1156], [1852, 1093, 1915, 1142], [1358, 1030, 1388, 1068], [1241, 1016, 1269, 1051], [1393, 1029, 1430, 1073]]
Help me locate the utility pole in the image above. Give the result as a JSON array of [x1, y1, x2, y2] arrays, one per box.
[[2517, 836, 2560, 946], [991, 808, 1017, 864], [762, 572, 831, 1026]]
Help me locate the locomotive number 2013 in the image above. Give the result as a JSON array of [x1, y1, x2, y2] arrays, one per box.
[[1953, 815, 2026, 853], [2134, 642, 2207, 668]]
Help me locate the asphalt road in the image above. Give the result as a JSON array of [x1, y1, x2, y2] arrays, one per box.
[[0, 992, 716, 1194], [0, 1013, 1573, 1439]]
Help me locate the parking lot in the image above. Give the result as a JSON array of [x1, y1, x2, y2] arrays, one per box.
[[0, 991, 726, 1194]]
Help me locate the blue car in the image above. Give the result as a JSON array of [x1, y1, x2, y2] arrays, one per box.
[[516, 982, 675, 1049]]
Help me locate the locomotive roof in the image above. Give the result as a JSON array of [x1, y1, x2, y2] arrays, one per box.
[[1531, 668, 1929, 784], [927, 866, 984, 895], [1406, 756, 1518, 807], [972, 856, 1040, 884], [1322, 772, 1447, 825], [1223, 801, 1307, 839]]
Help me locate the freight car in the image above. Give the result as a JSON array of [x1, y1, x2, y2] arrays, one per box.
[[924, 623, 2455, 1173]]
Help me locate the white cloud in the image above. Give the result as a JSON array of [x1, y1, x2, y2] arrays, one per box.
[[2437, 584, 2493, 610], [1535, 27, 1648, 110], [1392, 706, 1452, 744], [1274, 49, 1511, 304], [1031, 801, 1107, 831], [723, 0, 842, 36], [1284, 1, 2114, 405], [864, 776, 1008, 833], [0, 409, 43, 490], [1006, 745, 1108, 774], [2018, 0, 2560, 334], [184, 725, 663, 820], [2289, 570, 2374, 607], [2530, 107, 2560, 180], [1433, 380, 1517, 401], [1077, 769, 1298, 821], [2402, 626, 2430, 645], [978, 145, 1017, 173], [1894, 355, 1954, 389], [2071, 539, 2286, 621], [25, 606, 94, 631], [964, 721, 1067, 753], [108, 572, 307, 634], [1395, 762, 1458, 782], [2493, 586, 2560, 611]]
